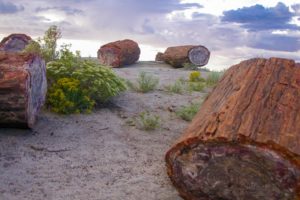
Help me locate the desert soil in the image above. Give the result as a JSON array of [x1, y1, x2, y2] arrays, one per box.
[[0, 61, 209, 200]]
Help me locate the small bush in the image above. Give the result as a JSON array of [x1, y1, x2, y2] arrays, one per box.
[[47, 45, 127, 104], [206, 71, 224, 86], [127, 72, 159, 93], [136, 112, 160, 131], [47, 78, 95, 114], [176, 102, 202, 121], [189, 82, 206, 92], [165, 79, 186, 94], [183, 62, 199, 70]]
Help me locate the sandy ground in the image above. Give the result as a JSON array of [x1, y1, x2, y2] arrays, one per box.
[[0, 61, 208, 200]]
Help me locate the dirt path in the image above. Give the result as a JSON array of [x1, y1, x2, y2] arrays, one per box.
[[0, 62, 208, 200]]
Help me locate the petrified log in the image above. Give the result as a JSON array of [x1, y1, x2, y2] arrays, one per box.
[[158, 45, 210, 68], [166, 58, 300, 200], [97, 39, 140, 67], [0, 52, 47, 128], [0, 33, 32, 52]]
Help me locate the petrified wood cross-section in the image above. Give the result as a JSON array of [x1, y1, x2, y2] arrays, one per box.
[[166, 58, 300, 200]]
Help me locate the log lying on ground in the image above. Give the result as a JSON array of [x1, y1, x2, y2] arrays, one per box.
[[166, 58, 300, 200], [0, 34, 32, 52], [156, 45, 210, 68], [0, 52, 47, 128], [97, 39, 140, 67]]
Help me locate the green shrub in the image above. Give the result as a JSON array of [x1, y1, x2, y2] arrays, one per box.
[[176, 102, 202, 121], [136, 112, 160, 131], [206, 71, 224, 86], [165, 79, 186, 94], [47, 45, 126, 104], [189, 82, 206, 92], [127, 72, 159, 93], [183, 62, 199, 70], [72, 60, 127, 102], [23, 25, 61, 63], [47, 78, 95, 114]]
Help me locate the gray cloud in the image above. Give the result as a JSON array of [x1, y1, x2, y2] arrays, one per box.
[[222, 2, 300, 31], [247, 32, 300, 52], [0, 0, 24, 14], [36, 6, 83, 15]]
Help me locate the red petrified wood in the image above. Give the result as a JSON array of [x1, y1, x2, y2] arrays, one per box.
[[0, 34, 32, 52], [97, 39, 140, 67], [0, 52, 47, 128], [156, 45, 210, 68], [166, 58, 300, 200]]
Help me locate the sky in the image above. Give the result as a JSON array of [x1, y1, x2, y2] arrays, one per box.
[[0, 0, 300, 70]]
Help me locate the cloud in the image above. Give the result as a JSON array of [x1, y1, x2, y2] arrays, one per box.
[[247, 32, 300, 52], [36, 6, 83, 15], [222, 2, 300, 31], [0, 0, 24, 14]]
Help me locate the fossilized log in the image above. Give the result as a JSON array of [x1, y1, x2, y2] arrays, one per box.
[[166, 58, 300, 200], [0, 52, 47, 128], [97, 39, 140, 67], [0, 33, 32, 52], [156, 45, 210, 68]]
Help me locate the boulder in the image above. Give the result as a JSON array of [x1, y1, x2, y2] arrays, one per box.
[[0, 52, 47, 128], [97, 39, 140, 67], [166, 58, 300, 199], [0, 34, 32, 52]]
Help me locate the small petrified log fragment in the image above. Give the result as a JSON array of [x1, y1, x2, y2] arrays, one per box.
[[158, 45, 210, 68], [0, 52, 47, 128], [97, 39, 140, 67], [166, 58, 300, 200], [0, 34, 32, 52]]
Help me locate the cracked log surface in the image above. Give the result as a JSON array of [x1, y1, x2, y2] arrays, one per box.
[[166, 58, 300, 200], [0, 52, 47, 128]]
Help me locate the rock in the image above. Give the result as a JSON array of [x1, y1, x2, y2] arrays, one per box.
[[166, 57, 300, 199], [155, 52, 164, 62], [158, 45, 210, 68], [0, 52, 47, 128], [97, 39, 140, 67], [0, 34, 32, 52]]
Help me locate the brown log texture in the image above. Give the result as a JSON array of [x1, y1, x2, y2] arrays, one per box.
[[0, 34, 32, 52], [0, 52, 47, 128], [166, 58, 300, 200], [97, 39, 140, 67], [157, 45, 210, 68]]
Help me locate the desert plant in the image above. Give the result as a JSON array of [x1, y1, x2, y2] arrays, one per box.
[[47, 48, 126, 104], [206, 71, 225, 86], [47, 78, 95, 114], [183, 62, 199, 70], [135, 111, 160, 131], [127, 72, 159, 93], [189, 71, 205, 82], [176, 101, 202, 121], [165, 79, 187, 94], [23, 25, 61, 63], [188, 82, 206, 92]]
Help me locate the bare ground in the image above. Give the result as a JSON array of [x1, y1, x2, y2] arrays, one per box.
[[0, 61, 208, 200]]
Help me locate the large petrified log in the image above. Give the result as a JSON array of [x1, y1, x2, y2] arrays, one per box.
[[156, 45, 210, 68], [166, 58, 300, 200], [0, 34, 32, 52], [97, 39, 140, 67], [0, 52, 47, 128]]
